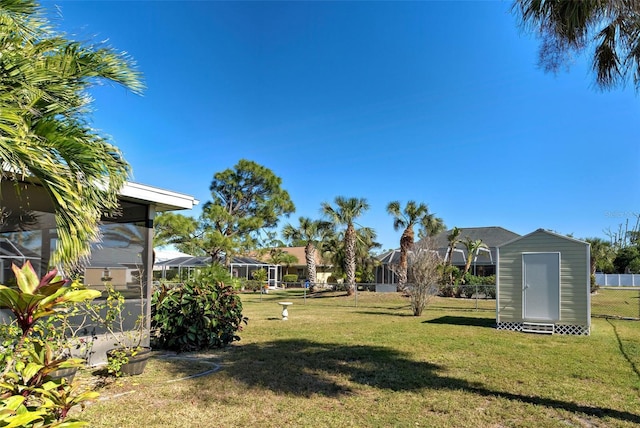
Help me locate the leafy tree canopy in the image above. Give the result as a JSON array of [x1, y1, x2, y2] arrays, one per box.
[[156, 160, 295, 263]]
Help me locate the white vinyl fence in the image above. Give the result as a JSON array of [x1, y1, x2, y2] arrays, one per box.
[[595, 273, 640, 287]]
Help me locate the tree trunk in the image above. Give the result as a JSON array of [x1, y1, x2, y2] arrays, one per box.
[[398, 227, 414, 290], [344, 224, 356, 295], [305, 242, 317, 289]]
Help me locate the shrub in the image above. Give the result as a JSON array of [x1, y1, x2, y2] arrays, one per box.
[[590, 274, 599, 293], [406, 242, 441, 316], [244, 280, 264, 292], [459, 284, 475, 299], [282, 274, 298, 283], [151, 267, 248, 352], [438, 284, 456, 297]]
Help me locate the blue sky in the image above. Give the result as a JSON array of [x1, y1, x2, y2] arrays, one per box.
[[45, 1, 639, 251]]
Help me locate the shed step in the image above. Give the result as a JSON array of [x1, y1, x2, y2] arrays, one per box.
[[522, 322, 554, 334]]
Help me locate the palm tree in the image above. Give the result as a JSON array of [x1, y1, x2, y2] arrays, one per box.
[[321, 197, 370, 295], [387, 200, 444, 290], [461, 238, 489, 277], [320, 226, 380, 285], [267, 248, 298, 277], [513, 0, 640, 91], [282, 217, 332, 287], [417, 212, 446, 241], [352, 226, 380, 283], [445, 227, 461, 266], [0, 1, 143, 268], [585, 237, 615, 275]]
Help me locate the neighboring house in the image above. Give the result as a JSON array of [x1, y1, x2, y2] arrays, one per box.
[[0, 179, 198, 363], [376, 226, 520, 284], [258, 247, 333, 284], [154, 254, 276, 284]]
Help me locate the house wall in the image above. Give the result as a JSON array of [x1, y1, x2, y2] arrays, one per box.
[[497, 230, 590, 333]]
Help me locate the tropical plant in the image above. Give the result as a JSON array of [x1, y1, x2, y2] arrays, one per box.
[[282, 217, 332, 289], [387, 200, 443, 290], [584, 237, 616, 274], [151, 266, 248, 352], [461, 238, 489, 278], [267, 248, 298, 278], [322, 197, 370, 295], [320, 224, 379, 288], [513, 0, 640, 91], [444, 227, 461, 265], [417, 212, 446, 241], [0, 262, 100, 343], [0, 0, 143, 268], [80, 277, 147, 376], [0, 262, 101, 426]]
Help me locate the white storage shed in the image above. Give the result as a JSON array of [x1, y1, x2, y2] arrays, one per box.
[[496, 229, 590, 335]]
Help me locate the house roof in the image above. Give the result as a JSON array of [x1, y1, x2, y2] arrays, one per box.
[[377, 249, 402, 264], [425, 226, 521, 250], [254, 247, 327, 266], [119, 182, 199, 212], [154, 255, 269, 268]]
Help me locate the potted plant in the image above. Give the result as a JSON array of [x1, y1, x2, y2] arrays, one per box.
[[82, 275, 150, 376]]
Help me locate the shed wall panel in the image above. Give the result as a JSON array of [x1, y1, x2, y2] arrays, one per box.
[[498, 230, 589, 326]]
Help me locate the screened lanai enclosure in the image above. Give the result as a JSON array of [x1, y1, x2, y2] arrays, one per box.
[[155, 255, 278, 285], [0, 179, 197, 363]]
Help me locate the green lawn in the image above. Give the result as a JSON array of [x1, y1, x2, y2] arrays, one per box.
[[78, 290, 640, 427]]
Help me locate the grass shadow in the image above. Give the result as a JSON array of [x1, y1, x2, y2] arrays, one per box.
[[607, 318, 640, 382], [423, 315, 495, 328], [355, 310, 415, 317], [188, 338, 640, 425]]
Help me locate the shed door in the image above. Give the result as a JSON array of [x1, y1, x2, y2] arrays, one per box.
[[522, 253, 560, 321]]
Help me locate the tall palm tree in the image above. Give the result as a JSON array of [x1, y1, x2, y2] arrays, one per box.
[[0, 1, 143, 268], [282, 217, 332, 287], [461, 238, 489, 277], [322, 196, 370, 295], [387, 200, 443, 289], [320, 226, 380, 285]]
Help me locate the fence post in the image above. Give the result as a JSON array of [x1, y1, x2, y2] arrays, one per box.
[[475, 284, 478, 311]]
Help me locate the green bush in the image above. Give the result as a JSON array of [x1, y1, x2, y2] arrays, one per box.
[[590, 274, 599, 293], [244, 280, 264, 292], [151, 266, 248, 352], [438, 284, 456, 297], [282, 274, 298, 283], [459, 284, 475, 298]]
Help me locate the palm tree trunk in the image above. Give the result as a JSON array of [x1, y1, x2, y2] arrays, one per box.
[[344, 225, 356, 295], [398, 227, 414, 290], [305, 243, 317, 287]]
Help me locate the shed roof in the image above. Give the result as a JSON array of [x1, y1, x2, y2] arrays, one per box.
[[498, 228, 589, 248]]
